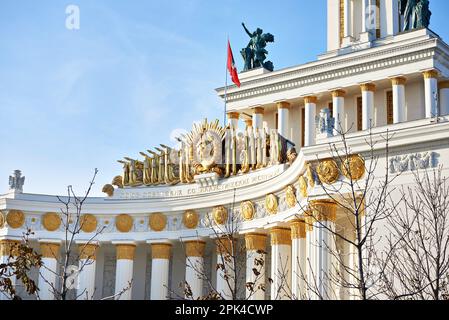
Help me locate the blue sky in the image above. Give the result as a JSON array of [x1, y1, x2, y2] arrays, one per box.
[[1, 0, 449, 196]]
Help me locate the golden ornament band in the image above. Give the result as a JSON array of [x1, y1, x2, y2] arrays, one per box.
[[151, 243, 172, 259], [270, 228, 292, 246], [78, 243, 99, 260], [40, 242, 60, 258], [245, 233, 267, 251], [185, 241, 206, 257]]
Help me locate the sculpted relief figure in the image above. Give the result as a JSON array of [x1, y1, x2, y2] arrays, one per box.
[[241, 22, 275, 72]]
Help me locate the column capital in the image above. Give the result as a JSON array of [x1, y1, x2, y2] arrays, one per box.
[[289, 219, 306, 239], [215, 237, 236, 255], [185, 240, 206, 257], [276, 101, 291, 110], [252, 107, 265, 115], [390, 76, 407, 86], [227, 112, 240, 120], [303, 96, 318, 104], [439, 81, 449, 89], [40, 242, 60, 259], [360, 83, 376, 92], [78, 243, 99, 260], [151, 243, 172, 260], [331, 89, 346, 98], [244, 119, 253, 127], [269, 227, 291, 246], [244, 233, 267, 251], [422, 69, 439, 79], [304, 212, 314, 232], [309, 200, 337, 222]]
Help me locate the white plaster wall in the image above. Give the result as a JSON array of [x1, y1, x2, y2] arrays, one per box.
[[169, 241, 186, 299], [132, 244, 148, 300], [327, 0, 341, 51], [405, 80, 425, 121]]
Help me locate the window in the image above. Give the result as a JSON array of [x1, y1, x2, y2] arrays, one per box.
[[301, 108, 305, 147], [328, 102, 334, 118], [275, 112, 278, 130], [386, 90, 393, 125], [357, 96, 363, 131]]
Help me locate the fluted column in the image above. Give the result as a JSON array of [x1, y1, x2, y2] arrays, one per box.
[[270, 228, 291, 300], [38, 241, 60, 300], [252, 107, 264, 129], [332, 90, 346, 133], [0, 240, 20, 300], [423, 70, 439, 118], [304, 96, 317, 146], [185, 240, 206, 299], [245, 233, 267, 300], [277, 101, 291, 138], [227, 112, 240, 130], [391, 77, 407, 123], [77, 243, 99, 300], [114, 243, 135, 300], [215, 237, 235, 300], [150, 243, 172, 300], [290, 219, 306, 300], [360, 83, 376, 130], [439, 81, 449, 116], [304, 213, 315, 299], [310, 200, 337, 300], [343, 0, 350, 38]]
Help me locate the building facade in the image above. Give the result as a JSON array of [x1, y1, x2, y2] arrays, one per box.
[[1, 0, 449, 300]]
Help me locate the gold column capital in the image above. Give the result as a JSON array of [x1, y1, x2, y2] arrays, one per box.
[[290, 219, 306, 239], [277, 101, 291, 110], [151, 243, 172, 260], [422, 69, 439, 79], [215, 237, 235, 255], [0, 240, 21, 257], [270, 227, 292, 246], [40, 242, 60, 259], [304, 96, 318, 104], [253, 107, 265, 115], [439, 81, 449, 89], [309, 200, 337, 222], [360, 83, 376, 92], [331, 89, 346, 98], [245, 119, 253, 127], [245, 233, 267, 251], [78, 243, 99, 260], [227, 112, 240, 120], [185, 240, 206, 257], [390, 76, 407, 86]]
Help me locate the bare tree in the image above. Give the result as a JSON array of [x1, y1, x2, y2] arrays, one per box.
[[380, 166, 449, 300]]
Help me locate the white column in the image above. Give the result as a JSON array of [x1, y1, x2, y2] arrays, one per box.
[[439, 81, 449, 116], [245, 233, 267, 300], [150, 243, 171, 300], [0, 240, 20, 300], [277, 101, 290, 138], [216, 237, 235, 300], [304, 96, 317, 146], [332, 89, 346, 133], [114, 243, 136, 300], [423, 70, 439, 118], [344, 0, 350, 38], [252, 107, 264, 129], [185, 241, 206, 299], [77, 243, 99, 300], [361, 0, 369, 33], [311, 200, 337, 300], [38, 242, 60, 300], [270, 228, 292, 300], [290, 220, 306, 300], [227, 112, 240, 130], [391, 77, 407, 123], [360, 83, 376, 130]]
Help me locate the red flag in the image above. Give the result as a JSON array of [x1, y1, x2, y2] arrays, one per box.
[[227, 40, 241, 87]]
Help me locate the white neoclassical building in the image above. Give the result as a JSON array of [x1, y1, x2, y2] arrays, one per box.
[[1, 0, 449, 300]]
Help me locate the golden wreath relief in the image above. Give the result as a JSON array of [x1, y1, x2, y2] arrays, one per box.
[[316, 159, 339, 184], [265, 194, 278, 215], [298, 176, 308, 198], [80, 214, 97, 233], [42, 212, 61, 232], [241, 201, 255, 221], [115, 214, 134, 232], [285, 185, 297, 208], [183, 210, 199, 229], [149, 213, 167, 231], [6, 210, 25, 229], [213, 206, 228, 225], [341, 155, 365, 180]]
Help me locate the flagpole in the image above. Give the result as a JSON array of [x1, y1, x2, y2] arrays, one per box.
[[224, 36, 229, 127]]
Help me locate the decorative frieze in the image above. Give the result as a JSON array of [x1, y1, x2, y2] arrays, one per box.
[[241, 201, 255, 221], [80, 214, 97, 233], [390, 152, 438, 173], [183, 210, 199, 229], [149, 213, 167, 231], [42, 212, 61, 232], [116, 214, 134, 233], [341, 155, 365, 180], [6, 210, 25, 229], [265, 194, 278, 215], [316, 159, 339, 185]]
